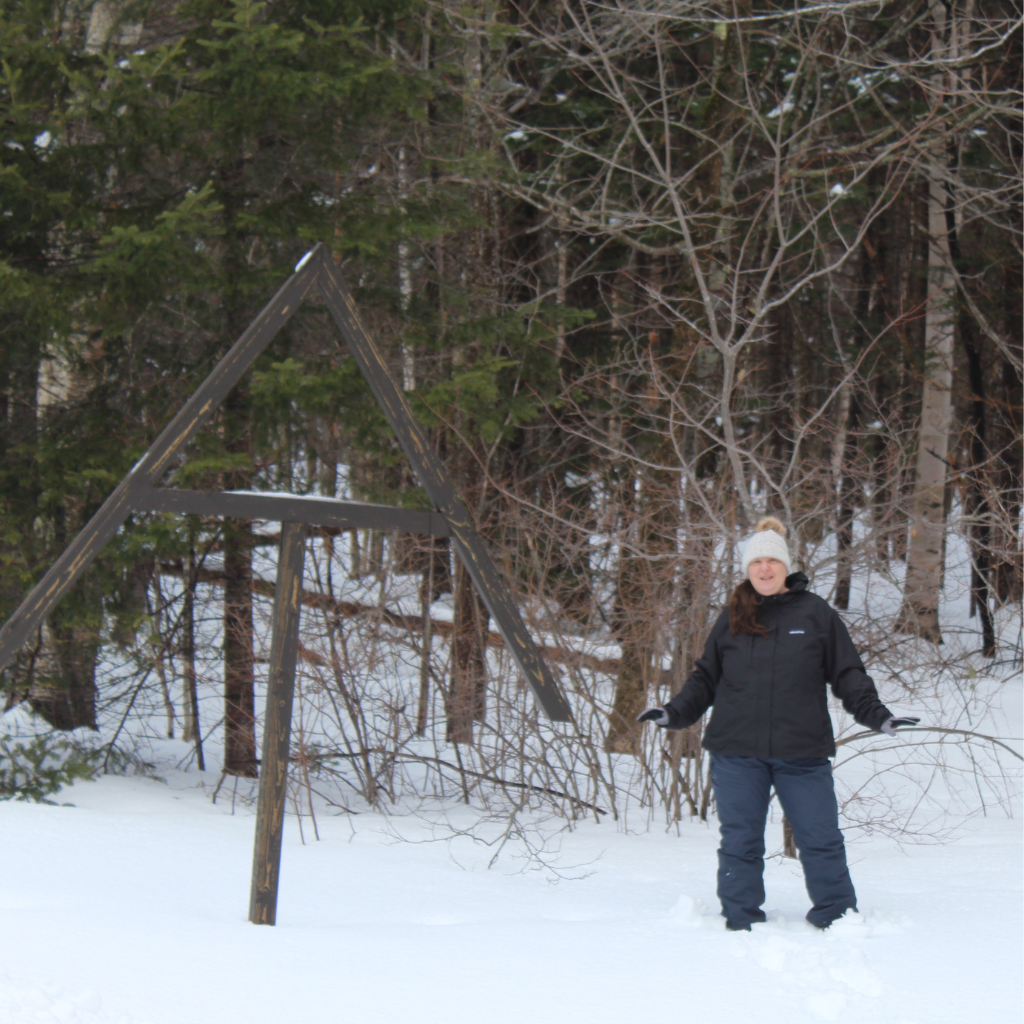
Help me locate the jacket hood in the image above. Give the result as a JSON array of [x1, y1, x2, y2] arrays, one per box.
[[763, 571, 809, 605], [786, 571, 809, 592]]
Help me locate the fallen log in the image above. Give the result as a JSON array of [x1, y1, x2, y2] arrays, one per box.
[[157, 562, 622, 676]]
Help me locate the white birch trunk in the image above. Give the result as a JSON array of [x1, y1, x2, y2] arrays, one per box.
[[898, 1, 956, 641]]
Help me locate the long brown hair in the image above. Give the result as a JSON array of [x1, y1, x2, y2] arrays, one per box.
[[729, 580, 771, 637]]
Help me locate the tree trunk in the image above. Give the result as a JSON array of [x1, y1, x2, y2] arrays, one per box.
[[606, 370, 679, 755], [944, 154, 995, 655], [223, 519, 257, 776], [897, 5, 956, 642], [992, 165, 1023, 603], [896, 179, 954, 640], [605, 543, 654, 756], [993, 353, 1023, 604], [447, 557, 489, 745], [181, 536, 205, 769], [835, 241, 873, 610], [833, 395, 860, 611], [27, 616, 99, 730], [220, 350, 256, 778]]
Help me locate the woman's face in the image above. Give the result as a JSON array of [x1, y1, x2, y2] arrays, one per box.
[[748, 557, 788, 597]]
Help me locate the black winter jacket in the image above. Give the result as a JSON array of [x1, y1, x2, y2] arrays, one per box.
[[664, 573, 892, 758]]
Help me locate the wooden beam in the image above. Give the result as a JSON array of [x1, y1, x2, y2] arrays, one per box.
[[315, 251, 572, 722], [249, 521, 306, 926], [134, 488, 450, 537], [0, 250, 320, 676]]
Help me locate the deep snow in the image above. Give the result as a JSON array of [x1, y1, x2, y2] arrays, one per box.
[[0, 759, 1020, 1024]]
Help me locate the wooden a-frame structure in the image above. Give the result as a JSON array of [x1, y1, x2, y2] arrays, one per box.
[[0, 242, 572, 924]]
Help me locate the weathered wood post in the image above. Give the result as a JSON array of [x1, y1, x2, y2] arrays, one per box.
[[248, 521, 306, 925]]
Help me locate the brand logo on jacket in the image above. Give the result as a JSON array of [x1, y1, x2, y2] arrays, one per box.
[[789, 630, 805, 634]]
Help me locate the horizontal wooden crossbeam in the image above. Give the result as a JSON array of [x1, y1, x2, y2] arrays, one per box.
[[133, 488, 451, 537]]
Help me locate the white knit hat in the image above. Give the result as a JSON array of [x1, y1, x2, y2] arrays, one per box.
[[741, 517, 793, 575]]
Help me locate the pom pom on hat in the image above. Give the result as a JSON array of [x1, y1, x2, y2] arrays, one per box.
[[741, 517, 793, 575], [755, 516, 787, 537]]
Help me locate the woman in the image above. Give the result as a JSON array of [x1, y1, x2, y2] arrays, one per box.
[[638, 517, 919, 931]]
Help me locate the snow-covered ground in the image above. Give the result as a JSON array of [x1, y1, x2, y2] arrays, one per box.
[[0, 757, 1020, 1024], [1, 525, 1020, 1023]]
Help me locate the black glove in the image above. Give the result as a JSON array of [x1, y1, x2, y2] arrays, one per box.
[[636, 707, 670, 727], [881, 716, 921, 736]]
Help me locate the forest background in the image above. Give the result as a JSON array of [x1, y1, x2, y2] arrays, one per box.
[[0, 0, 1020, 830]]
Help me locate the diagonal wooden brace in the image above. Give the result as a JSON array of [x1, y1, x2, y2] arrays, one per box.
[[315, 252, 572, 722]]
